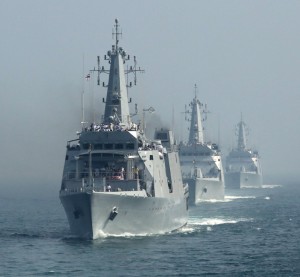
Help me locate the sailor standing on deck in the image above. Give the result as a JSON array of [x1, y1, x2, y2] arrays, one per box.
[[106, 184, 112, 192], [121, 167, 125, 179], [133, 166, 139, 179]]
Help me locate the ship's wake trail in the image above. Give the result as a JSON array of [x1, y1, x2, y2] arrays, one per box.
[[197, 199, 231, 203], [178, 216, 253, 234], [94, 229, 167, 239], [222, 195, 256, 202], [64, 215, 254, 239], [193, 195, 256, 204], [262, 184, 282, 189]]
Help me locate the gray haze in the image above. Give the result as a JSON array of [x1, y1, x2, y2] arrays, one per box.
[[1, 0, 299, 196]]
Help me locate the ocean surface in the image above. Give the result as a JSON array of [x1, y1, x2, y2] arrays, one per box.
[[1, 183, 299, 276]]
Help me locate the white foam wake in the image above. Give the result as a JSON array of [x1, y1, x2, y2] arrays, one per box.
[[195, 195, 256, 204], [94, 229, 165, 239], [198, 198, 231, 203], [96, 232, 155, 238], [177, 216, 253, 234], [262, 184, 282, 189], [189, 216, 252, 226], [224, 195, 256, 202]]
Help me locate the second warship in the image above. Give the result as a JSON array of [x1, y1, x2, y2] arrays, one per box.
[[225, 116, 263, 189], [59, 19, 189, 239], [179, 85, 224, 204]]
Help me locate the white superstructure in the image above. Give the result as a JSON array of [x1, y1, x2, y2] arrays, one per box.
[[179, 85, 224, 204], [59, 20, 188, 239], [225, 116, 263, 189]]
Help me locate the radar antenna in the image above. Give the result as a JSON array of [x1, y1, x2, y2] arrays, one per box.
[[112, 18, 122, 49], [90, 19, 144, 88], [125, 56, 145, 87], [194, 83, 198, 99], [89, 56, 110, 86]]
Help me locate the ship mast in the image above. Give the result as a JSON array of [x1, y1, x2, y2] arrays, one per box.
[[91, 19, 144, 128], [187, 84, 205, 144], [237, 113, 247, 150]]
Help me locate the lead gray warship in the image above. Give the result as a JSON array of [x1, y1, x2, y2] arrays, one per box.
[[225, 116, 263, 189], [179, 85, 224, 204], [59, 19, 188, 239]]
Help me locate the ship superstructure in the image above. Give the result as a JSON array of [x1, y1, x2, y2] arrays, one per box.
[[59, 19, 188, 239], [179, 85, 224, 204], [225, 116, 263, 189]]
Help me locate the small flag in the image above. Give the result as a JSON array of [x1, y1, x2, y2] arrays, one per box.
[[85, 74, 90, 80]]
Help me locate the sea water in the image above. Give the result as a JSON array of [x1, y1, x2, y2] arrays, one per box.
[[0, 183, 299, 276]]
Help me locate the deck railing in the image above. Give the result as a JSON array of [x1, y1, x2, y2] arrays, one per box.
[[64, 170, 128, 181], [61, 172, 142, 193]]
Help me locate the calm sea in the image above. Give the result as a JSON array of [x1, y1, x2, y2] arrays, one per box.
[[1, 183, 299, 276]]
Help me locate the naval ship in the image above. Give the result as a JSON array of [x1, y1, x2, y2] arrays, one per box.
[[179, 85, 224, 204], [224, 116, 263, 189], [59, 19, 189, 239]]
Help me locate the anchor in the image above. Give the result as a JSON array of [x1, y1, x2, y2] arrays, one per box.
[[73, 209, 81, 219], [109, 206, 118, 221]]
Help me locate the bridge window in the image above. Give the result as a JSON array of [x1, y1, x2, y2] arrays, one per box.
[[156, 133, 168, 140], [82, 143, 90, 149], [104, 143, 113, 149], [115, 144, 124, 149], [94, 144, 103, 150], [126, 143, 135, 150]]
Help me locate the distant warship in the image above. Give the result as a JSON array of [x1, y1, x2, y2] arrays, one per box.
[[179, 85, 224, 204], [59, 19, 189, 239], [225, 116, 263, 189]]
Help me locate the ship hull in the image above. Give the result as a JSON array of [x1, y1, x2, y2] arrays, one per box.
[[60, 191, 188, 239], [225, 172, 262, 189], [184, 178, 224, 205]]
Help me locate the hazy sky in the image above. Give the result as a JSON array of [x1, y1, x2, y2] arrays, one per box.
[[1, 0, 299, 196]]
